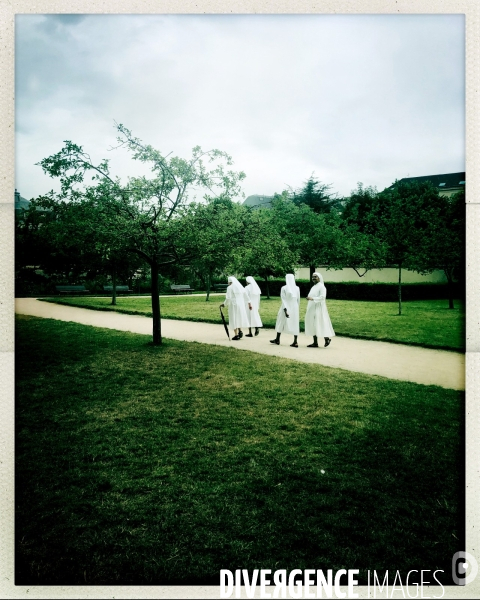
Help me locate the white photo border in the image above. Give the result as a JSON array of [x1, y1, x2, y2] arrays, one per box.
[[1, 1, 479, 598]]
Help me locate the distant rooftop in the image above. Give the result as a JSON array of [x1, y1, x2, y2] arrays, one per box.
[[15, 189, 31, 211], [397, 172, 465, 190], [242, 194, 274, 209]]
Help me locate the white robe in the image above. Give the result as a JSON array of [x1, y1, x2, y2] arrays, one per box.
[[275, 285, 300, 335], [245, 284, 263, 328], [224, 285, 250, 329], [304, 282, 335, 338]]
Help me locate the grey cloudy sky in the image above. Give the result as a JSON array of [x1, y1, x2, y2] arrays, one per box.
[[15, 13, 465, 202]]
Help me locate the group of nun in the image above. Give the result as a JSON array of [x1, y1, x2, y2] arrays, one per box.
[[220, 272, 335, 347], [220, 276, 263, 341]]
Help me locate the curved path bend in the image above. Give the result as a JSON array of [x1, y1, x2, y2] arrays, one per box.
[[15, 298, 465, 391]]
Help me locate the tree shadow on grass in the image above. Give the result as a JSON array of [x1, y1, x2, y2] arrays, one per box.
[[15, 413, 464, 585], [15, 316, 464, 585]]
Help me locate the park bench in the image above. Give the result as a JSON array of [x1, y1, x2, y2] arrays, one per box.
[[212, 283, 229, 293], [103, 285, 133, 294], [170, 284, 195, 294], [55, 285, 90, 295]]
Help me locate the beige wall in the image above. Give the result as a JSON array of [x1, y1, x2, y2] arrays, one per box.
[[294, 267, 447, 283], [439, 187, 464, 198]]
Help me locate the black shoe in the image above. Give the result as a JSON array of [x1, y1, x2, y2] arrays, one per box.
[[232, 335, 240, 341], [324, 338, 331, 347], [245, 333, 253, 337], [255, 329, 259, 336], [307, 343, 319, 348], [270, 339, 280, 345], [238, 331, 244, 338], [290, 343, 298, 348]]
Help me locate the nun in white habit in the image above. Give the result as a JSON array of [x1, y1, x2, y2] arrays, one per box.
[[244, 276, 263, 337], [304, 272, 335, 347], [220, 276, 250, 341], [270, 274, 300, 348]]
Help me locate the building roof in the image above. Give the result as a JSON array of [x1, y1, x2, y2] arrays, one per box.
[[397, 172, 465, 190], [15, 190, 31, 211], [242, 194, 274, 209]]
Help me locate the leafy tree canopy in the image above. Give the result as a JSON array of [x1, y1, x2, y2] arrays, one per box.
[[341, 182, 379, 232], [290, 175, 340, 214], [36, 123, 246, 343]]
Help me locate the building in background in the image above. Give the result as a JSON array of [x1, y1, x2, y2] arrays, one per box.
[[394, 172, 465, 198], [246, 173, 465, 283], [294, 266, 448, 283], [15, 189, 31, 214], [242, 194, 274, 209]]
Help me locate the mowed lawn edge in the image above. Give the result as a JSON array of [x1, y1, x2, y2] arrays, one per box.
[[38, 295, 465, 352], [16, 315, 464, 585]]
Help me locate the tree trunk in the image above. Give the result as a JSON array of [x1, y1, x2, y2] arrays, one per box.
[[264, 275, 270, 299], [111, 266, 117, 306], [150, 262, 162, 345], [398, 262, 402, 316], [310, 264, 315, 279], [445, 267, 455, 309], [205, 272, 211, 302]]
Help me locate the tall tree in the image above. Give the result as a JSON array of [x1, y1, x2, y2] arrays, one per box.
[[340, 184, 387, 277], [407, 189, 465, 309], [15, 199, 53, 273], [19, 196, 107, 283], [38, 124, 245, 344], [22, 193, 146, 304], [232, 207, 299, 299], [177, 197, 248, 301], [291, 175, 340, 214], [341, 182, 379, 232], [271, 194, 342, 279], [337, 223, 387, 277], [371, 179, 444, 315]]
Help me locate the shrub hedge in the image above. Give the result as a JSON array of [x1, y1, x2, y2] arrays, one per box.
[[16, 270, 463, 302]]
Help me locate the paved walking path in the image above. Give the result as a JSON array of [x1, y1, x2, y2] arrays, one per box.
[[15, 298, 465, 390]]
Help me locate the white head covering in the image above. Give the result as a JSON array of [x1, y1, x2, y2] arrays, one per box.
[[285, 273, 297, 297], [227, 276, 245, 296], [246, 276, 261, 295], [313, 272, 324, 285]]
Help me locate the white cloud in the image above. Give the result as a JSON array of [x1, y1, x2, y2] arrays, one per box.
[[15, 14, 465, 201]]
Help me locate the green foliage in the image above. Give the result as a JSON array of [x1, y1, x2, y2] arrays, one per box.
[[364, 179, 455, 314], [270, 195, 343, 271], [408, 190, 465, 308], [374, 180, 440, 266], [15, 199, 53, 271], [290, 175, 340, 214], [230, 207, 299, 292], [26, 134, 465, 327], [176, 197, 249, 297], [339, 183, 388, 276], [341, 182, 379, 232], [15, 269, 53, 297], [177, 198, 300, 299], [35, 124, 246, 342], [16, 195, 145, 293]]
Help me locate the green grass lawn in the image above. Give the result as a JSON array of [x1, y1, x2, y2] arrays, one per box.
[[16, 315, 463, 585], [41, 295, 465, 351]]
